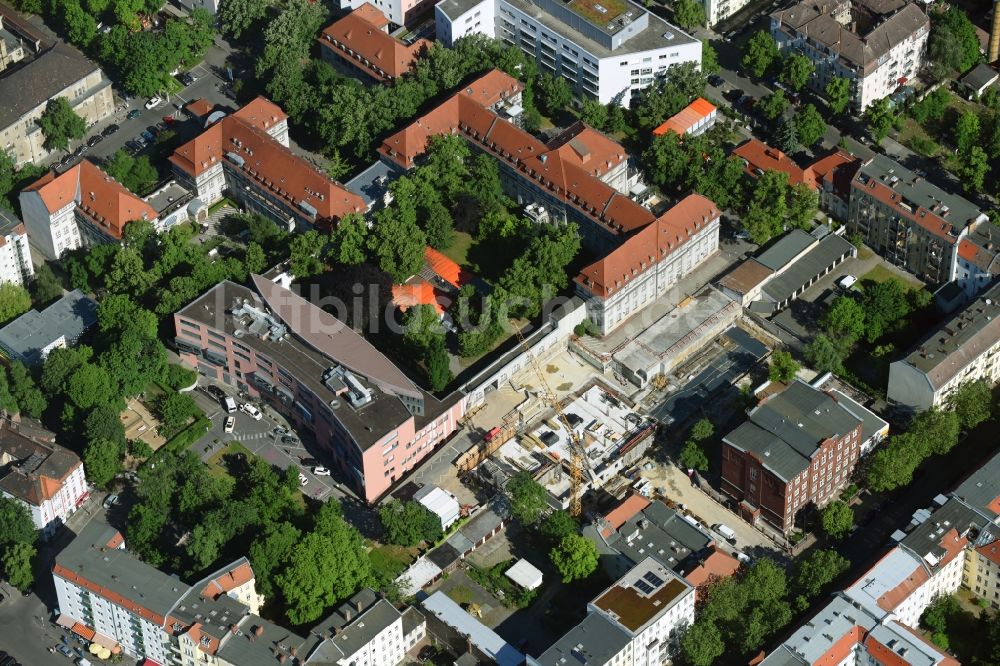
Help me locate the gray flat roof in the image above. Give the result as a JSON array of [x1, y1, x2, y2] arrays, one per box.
[[306, 592, 401, 661], [608, 500, 712, 570], [0, 206, 24, 236], [144, 182, 192, 214], [436, 0, 487, 19], [755, 229, 816, 272], [829, 389, 887, 444], [501, 0, 696, 59], [0, 289, 97, 365], [534, 612, 631, 665], [762, 233, 855, 303], [953, 450, 1000, 519], [900, 497, 987, 565], [216, 615, 316, 666], [422, 592, 524, 666], [961, 63, 999, 90], [344, 159, 405, 208], [54, 520, 191, 621]]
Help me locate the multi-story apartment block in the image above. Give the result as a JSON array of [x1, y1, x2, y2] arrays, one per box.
[[434, 0, 700, 106], [381, 70, 655, 255], [53, 520, 425, 664], [170, 97, 364, 233], [19, 159, 158, 260], [173, 274, 465, 503], [574, 194, 721, 334], [848, 154, 990, 287], [720, 380, 888, 533], [0, 208, 33, 286], [337, 0, 435, 27], [703, 0, 752, 28], [319, 4, 430, 81], [887, 281, 1000, 412], [0, 37, 114, 167], [0, 288, 98, 365], [0, 6, 33, 73], [534, 557, 695, 666], [771, 0, 929, 113], [0, 419, 87, 538]]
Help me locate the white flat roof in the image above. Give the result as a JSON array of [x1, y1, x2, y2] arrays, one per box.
[[415, 485, 460, 520], [505, 559, 544, 590]]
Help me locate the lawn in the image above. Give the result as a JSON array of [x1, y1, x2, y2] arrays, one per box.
[[206, 441, 252, 479], [898, 119, 941, 158], [445, 585, 476, 606], [441, 231, 474, 267], [861, 264, 924, 288], [370, 543, 420, 584]]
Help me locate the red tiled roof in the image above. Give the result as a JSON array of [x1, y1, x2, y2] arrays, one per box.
[[379, 69, 655, 238], [575, 194, 720, 299], [816, 626, 865, 666], [425, 247, 470, 288], [808, 150, 860, 200], [71, 622, 96, 641], [200, 560, 255, 599], [319, 4, 429, 80], [652, 97, 717, 137], [682, 548, 740, 590], [601, 494, 651, 536], [184, 98, 213, 118], [392, 282, 444, 314], [170, 100, 364, 224], [733, 139, 817, 189], [548, 121, 628, 177], [22, 160, 156, 239]]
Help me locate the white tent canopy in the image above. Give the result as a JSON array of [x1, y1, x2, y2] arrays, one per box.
[[505, 559, 543, 590]]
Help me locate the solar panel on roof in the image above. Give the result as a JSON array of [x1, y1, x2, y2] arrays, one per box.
[[634, 580, 654, 594], [643, 572, 665, 587]]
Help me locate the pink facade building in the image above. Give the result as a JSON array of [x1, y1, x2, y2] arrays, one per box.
[[173, 274, 465, 502]]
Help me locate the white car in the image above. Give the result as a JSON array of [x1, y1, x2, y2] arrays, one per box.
[[224, 416, 235, 433], [240, 403, 262, 420], [313, 466, 331, 476], [298, 472, 309, 486], [838, 274, 858, 290], [144, 96, 161, 109]]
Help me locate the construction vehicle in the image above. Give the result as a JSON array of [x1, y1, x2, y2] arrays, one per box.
[[512, 326, 588, 517]]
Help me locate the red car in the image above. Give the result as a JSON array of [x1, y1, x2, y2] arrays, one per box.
[[162, 115, 175, 125]]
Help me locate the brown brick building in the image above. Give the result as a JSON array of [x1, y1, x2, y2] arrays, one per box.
[[720, 380, 870, 533]]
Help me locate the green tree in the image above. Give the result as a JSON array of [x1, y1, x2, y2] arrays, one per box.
[[2, 542, 35, 592], [787, 181, 818, 229], [549, 533, 598, 583], [910, 87, 951, 124], [156, 391, 199, 438], [955, 111, 981, 155], [97, 294, 158, 338], [403, 304, 443, 353], [865, 98, 897, 143], [218, 0, 271, 39], [66, 363, 113, 410], [0, 497, 35, 546], [0, 283, 31, 324], [680, 622, 725, 666], [859, 278, 910, 342], [911, 408, 961, 456], [328, 212, 368, 266], [769, 350, 799, 383], [289, 230, 326, 278], [742, 170, 789, 244], [507, 471, 548, 525], [702, 40, 721, 75], [539, 510, 578, 544], [249, 521, 300, 598], [633, 63, 704, 131], [30, 264, 63, 306], [244, 242, 267, 275], [83, 437, 126, 488], [425, 336, 453, 393], [927, 7, 982, 80], [822, 296, 866, 343], [825, 76, 851, 115], [536, 72, 573, 116], [820, 500, 854, 539], [369, 200, 427, 283], [758, 89, 790, 121], [497, 224, 580, 318], [8, 362, 46, 419], [679, 440, 710, 471], [805, 334, 845, 374], [379, 500, 442, 547], [793, 548, 849, 599], [673, 0, 705, 30], [742, 30, 779, 78], [642, 131, 689, 189], [794, 103, 826, 147], [62, 0, 98, 48], [962, 145, 990, 192], [948, 379, 992, 429], [38, 97, 86, 152], [690, 417, 714, 441], [0, 367, 17, 414], [580, 99, 609, 130], [100, 330, 167, 397], [782, 54, 814, 91]]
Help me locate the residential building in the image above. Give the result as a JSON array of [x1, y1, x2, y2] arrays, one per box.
[[53, 519, 424, 664], [720, 379, 879, 533], [961, 63, 1000, 99], [19, 159, 157, 260], [0, 6, 33, 73], [434, 0, 701, 106], [535, 557, 695, 665], [173, 274, 466, 503], [379, 70, 659, 254], [887, 281, 1000, 411], [732, 139, 817, 189], [953, 220, 1000, 303], [808, 149, 861, 221], [0, 419, 87, 538], [319, 4, 430, 81], [422, 591, 523, 666], [0, 37, 114, 167], [703, 0, 752, 27], [170, 97, 365, 233], [173, 0, 220, 16], [574, 194, 721, 334], [770, 0, 929, 113], [652, 97, 717, 137], [337, 0, 435, 27], [0, 207, 33, 286], [848, 154, 990, 287], [414, 484, 461, 529], [0, 289, 97, 365]]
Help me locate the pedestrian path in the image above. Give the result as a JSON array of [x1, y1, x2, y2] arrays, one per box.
[[201, 205, 238, 235]]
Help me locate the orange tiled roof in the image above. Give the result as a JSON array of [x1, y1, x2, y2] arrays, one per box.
[[71, 622, 96, 641], [170, 99, 364, 224], [733, 139, 817, 189], [683, 548, 740, 590], [392, 282, 444, 314], [319, 4, 430, 80], [652, 97, 717, 137], [815, 626, 865, 666], [425, 246, 470, 288], [809, 149, 860, 199], [201, 560, 255, 599], [184, 98, 214, 118], [603, 493, 651, 532], [575, 194, 720, 299], [548, 121, 628, 177]]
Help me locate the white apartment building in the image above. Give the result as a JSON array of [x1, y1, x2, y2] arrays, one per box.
[[771, 0, 929, 113], [0, 208, 34, 287], [704, 0, 752, 27], [535, 557, 695, 666], [575, 194, 721, 334], [0, 420, 87, 539], [887, 281, 1000, 411], [435, 0, 701, 106]]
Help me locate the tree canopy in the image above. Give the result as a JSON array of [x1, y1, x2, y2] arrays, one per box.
[[507, 471, 548, 525], [38, 97, 86, 152], [549, 533, 598, 583], [742, 31, 779, 78], [820, 500, 854, 540], [379, 499, 443, 547]]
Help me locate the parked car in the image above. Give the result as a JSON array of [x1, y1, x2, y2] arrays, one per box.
[[224, 416, 235, 433], [86, 135, 102, 147], [144, 96, 162, 109], [300, 457, 319, 467], [73, 145, 88, 157], [281, 435, 298, 445], [240, 403, 262, 420], [206, 385, 226, 400], [838, 274, 858, 290], [103, 494, 119, 509], [140, 130, 155, 143], [708, 74, 725, 88], [272, 426, 288, 436], [101, 123, 119, 137], [298, 472, 308, 486], [222, 396, 237, 413], [313, 466, 331, 476], [58, 645, 74, 658]]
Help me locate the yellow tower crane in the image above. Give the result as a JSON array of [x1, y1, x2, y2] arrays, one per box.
[[512, 326, 586, 517]]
